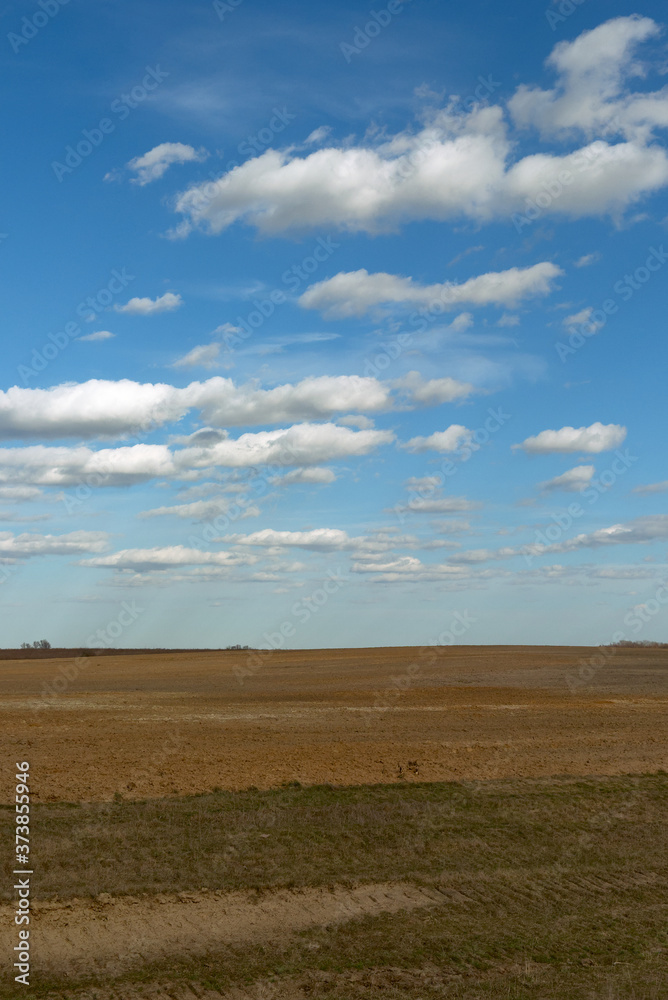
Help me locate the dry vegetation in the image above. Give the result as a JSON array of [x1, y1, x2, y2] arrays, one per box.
[[2, 645, 667, 998], [1, 774, 667, 998]]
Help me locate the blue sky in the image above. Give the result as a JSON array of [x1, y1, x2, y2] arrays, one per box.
[[0, 0, 667, 649]]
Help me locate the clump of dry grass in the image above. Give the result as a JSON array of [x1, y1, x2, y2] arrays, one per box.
[[2, 774, 666, 1000]]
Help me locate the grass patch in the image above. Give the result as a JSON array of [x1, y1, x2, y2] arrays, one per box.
[[1, 773, 667, 900], [1, 774, 666, 999]]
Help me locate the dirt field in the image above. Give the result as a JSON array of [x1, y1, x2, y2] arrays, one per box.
[[3, 646, 668, 999], [2, 645, 667, 802]]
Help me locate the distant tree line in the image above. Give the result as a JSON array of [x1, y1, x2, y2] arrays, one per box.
[[600, 640, 668, 648], [20, 640, 51, 649]]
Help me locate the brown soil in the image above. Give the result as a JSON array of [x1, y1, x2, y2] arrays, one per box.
[[0, 882, 448, 978], [3, 868, 664, 980], [2, 645, 667, 803]]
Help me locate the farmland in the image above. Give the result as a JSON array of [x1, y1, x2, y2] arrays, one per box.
[[1, 645, 667, 998]]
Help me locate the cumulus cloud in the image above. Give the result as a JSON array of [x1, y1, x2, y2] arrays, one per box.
[[404, 476, 443, 490], [178, 423, 395, 471], [270, 467, 336, 485], [350, 554, 494, 584], [128, 142, 208, 185], [171, 29, 668, 240], [403, 425, 473, 453], [171, 343, 221, 369], [0, 443, 176, 487], [139, 498, 260, 522], [563, 306, 605, 334], [0, 423, 393, 488], [508, 16, 668, 141], [298, 262, 563, 318], [337, 415, 375, 429], [0, 530, 108, 559], [78, 330, 115, 342], [393, 371, 475, 406], [632, 480, 668, 495], [0, 486, 42, 501], [115, 292, 183, 315], [538, 464, 596, 492], [222, 528, 355, 551], [192, 375, 391, 426], [574, 252, 601, 267], [450, 515, 668, 565], [0, 375, 395, 441], [497, 313, 520, 326], [81, 545, 253, 571], [515, 422, 626, 454], [398, 497, 481, 514]]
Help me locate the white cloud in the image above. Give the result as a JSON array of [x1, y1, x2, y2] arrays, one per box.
[[305, 126, 332, 145], [515, 422, 626, 454], [177, 423, 395, 470], [0, 529, 108, 559], [405, 476, 442, 490], [191, 375, 392, 426], [337, 415, 375, 429], [299, 262, 562, 318], [0, 486, 42, 501], [632, 480, 668, 495], [0, 375, 394, 441], [172, 42, 668, 239], [432, 518, 472, 534], [270, 467, 336, 485], [574, 252, 601, 267], [128, 142, 207, 185], [81, 545, 253, 571], [403, 425, 473, 453], [563, 306, 605, 334], [508, 16, 668, 141], [399, 497, 481, 514], [0, 443, 176, 487], [222, 528, 355, 551], [350, 554, 494, 584], [449, 312, 474, 332], [393, 371, 475, 406], [0, 423, 393, 488], [539, 464, 596, 492], [450, 515, 668, 564], [171, 343, 221, 369], [0, 381, 190, 440], [78, 330, 115, 342], [497, 313, 520, 326], [115, 292, 183, 315], [139, 498, 260, 522]]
